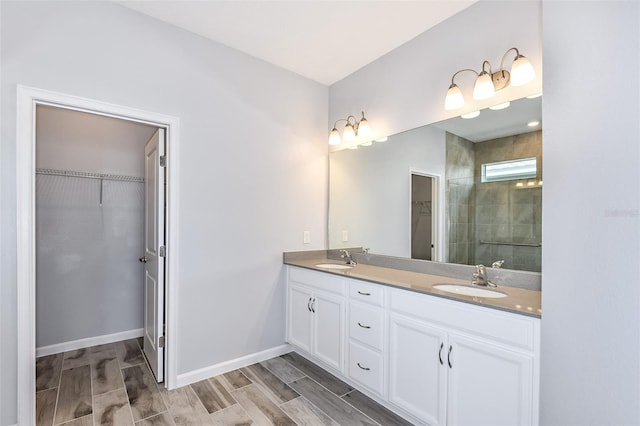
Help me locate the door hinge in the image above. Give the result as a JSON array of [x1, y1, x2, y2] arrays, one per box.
[[159, 155, 167, 167], [159, 246, 166, 257], [158, 336, 165, 348]]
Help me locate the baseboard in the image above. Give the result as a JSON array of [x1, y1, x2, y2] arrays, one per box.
[[175, 344, 293, 388], [36, 328, 144, 357]]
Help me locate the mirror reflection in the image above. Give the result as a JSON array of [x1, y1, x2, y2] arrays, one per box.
[[329, 96, 542, 272]]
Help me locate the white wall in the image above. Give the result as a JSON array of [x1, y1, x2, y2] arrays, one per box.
[[540, 2, 640, 424], [0, 2, 328, 424], [329, 0, 640, 424], [329, 1, 542, 141], [329, 125, 446, 258], [37, 105, 157, 177]]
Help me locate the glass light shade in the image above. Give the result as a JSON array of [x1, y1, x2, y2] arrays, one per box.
[[374, 136, 388, 142], [329, 128, 341, 145], [357, 118, 371, 138], [360, 140, 373, 147], [473, 72, 495, 100], [510, 55, 535, 86], [343, 123, 355, 141], [445, 83, 464, 110]]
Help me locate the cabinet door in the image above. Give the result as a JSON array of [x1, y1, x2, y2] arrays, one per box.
[[312, 291, 345, 372], [288, 283, 313, 353], [388, 314, 447, 426], [447, 334, 534, 426]]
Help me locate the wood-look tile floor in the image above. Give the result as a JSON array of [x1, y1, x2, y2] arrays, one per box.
[[36, 339, 412, 426]]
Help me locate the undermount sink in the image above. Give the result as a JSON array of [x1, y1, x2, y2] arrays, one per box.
[[315, 263, 353, 270], [433, 283, 507, 299]]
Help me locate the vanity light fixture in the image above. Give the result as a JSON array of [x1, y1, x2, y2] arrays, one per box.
[[527, 121, 540, 127], [444, 47, 536, 111], [374, 136, 388, 143], [329, 111, 371, 145]]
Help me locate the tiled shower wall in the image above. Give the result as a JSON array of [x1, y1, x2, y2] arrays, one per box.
[[446, 130, 542, 272]]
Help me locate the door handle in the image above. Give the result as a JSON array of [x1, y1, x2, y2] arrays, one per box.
[[311, 298, 316, 313], [307, 298, 312, 312], [448, 345, 453, 368], [439, 342, 444, 365], [357, 322, 371, 329], [139, 256, 148, 263]]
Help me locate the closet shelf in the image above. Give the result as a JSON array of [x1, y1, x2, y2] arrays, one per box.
[[36, 168, 144, 183]]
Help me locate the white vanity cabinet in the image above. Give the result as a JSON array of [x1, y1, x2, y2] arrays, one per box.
[[285, 265, 540, 426], [389, 288, 539, 426], [287, 267, 346, 372]]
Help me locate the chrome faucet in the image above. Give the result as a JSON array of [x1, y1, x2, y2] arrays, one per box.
[[492, 259, 505, 269], [472, 264, 497, 287], [340, 250, 357, 265]]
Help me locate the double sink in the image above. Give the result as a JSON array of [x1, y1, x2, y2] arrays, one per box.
[[314, 263, 507, 299]]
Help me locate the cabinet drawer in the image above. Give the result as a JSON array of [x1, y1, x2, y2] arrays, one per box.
[[349, 280, 385, 306], [348, 341, 384, 395], [289, 267, 346, 295], [349, 302, 384, 350]]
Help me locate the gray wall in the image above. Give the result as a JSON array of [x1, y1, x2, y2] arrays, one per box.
[[540, 2, 640, 424], [330, 0, 640, 423], [0, 2, 328, 424]]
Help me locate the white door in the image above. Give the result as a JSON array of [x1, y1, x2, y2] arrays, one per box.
[[388, 314, 448, 426], [446, 334, 534, 425], [287, 283, 313, 353], [312, 291, 345, 371], [142, 128, 166, 382]]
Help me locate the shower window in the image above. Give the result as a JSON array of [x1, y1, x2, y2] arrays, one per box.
[[481, 157, 537, 183]]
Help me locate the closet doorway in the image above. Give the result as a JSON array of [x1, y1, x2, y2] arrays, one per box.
[[410, 172, 438, 261], [16, 85, 181, 425], [35, 105, 167, 382]]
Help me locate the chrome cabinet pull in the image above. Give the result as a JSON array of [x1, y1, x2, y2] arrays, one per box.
[[357, 322, 371, 329], [357, 362, 370, 371], [448, 345, 453, 368], [439, 342, 444, 365], [311, 298, 316, 313], [139, 256, 148, 263], [307, 298, 312, 312], [357, 290, 371, 296]]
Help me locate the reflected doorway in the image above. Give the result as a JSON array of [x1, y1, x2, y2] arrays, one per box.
[[411, 173, 435, 260]]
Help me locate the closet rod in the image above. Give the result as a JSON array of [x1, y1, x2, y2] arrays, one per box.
[[35, 168, 144, 183]]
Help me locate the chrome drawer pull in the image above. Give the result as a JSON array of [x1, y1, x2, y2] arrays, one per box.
[[357, 362, 370, 371], [357, 322, 371, 329], [357, 290, 371, 296]]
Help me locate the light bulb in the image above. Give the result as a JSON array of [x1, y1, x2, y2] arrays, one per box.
[[357, 117, 371, 138], [329, 128, 341, 145], [510, 54, 535, 86], [445, 83, 464, 110], [343, 123, 355, 141], [473, 71, 495, 100]]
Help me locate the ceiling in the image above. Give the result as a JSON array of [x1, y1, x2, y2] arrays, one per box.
[[117, 1, 477, 85], [432, 95, 542, 142]]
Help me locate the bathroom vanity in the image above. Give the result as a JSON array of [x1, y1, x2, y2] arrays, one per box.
[[284, 256, 541, 426]]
